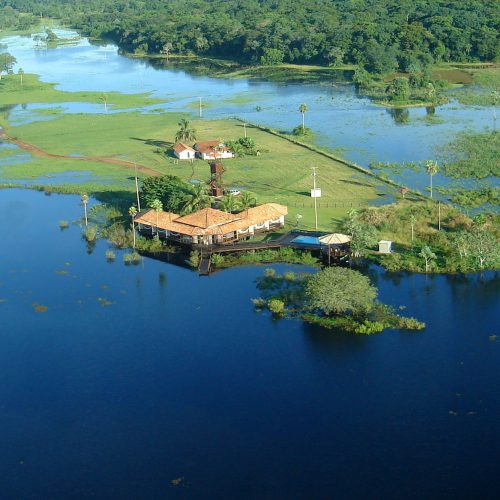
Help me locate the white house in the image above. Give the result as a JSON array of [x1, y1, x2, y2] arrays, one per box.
[[173, 143, 196, 160], [194, 140, 235, 160]]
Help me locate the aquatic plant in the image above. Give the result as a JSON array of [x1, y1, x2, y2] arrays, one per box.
[[105, 250, 116, 261], [58, 220, 69, 229], [83, 224, 98, 242]]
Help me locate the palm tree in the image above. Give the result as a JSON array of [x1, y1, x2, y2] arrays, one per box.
[[219, 194, 239, 213], [425, 160, 438, 198], [149, 199, 163, 238], [239, 191, 256, 210], [129, 205, 138, 248], [409, 213, 417, 242], [299, 103, 308, 131], [182, 184, 211, 214], [81, 193, 88, 226], [175, 119, 197, 143]]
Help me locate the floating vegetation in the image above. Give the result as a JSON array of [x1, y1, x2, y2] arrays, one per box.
[[83, 224, 98, 242], [489, 334, 498, 342], [32, 302, 48, 313], [123, 252, 141, 265], [55, 270, 70, 275], [97, 297, 115, 307], [58, 220, 69, 229], [0, 298, 8, 303], [171, 477, 184, 487], [105, 250, 116, 261]]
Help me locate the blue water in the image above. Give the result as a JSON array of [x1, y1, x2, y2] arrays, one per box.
[[292, 235, 320, 245], [1, 188, 499, 499]]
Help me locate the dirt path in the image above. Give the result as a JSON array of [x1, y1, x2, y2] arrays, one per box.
[[0, 128, 162, 177]]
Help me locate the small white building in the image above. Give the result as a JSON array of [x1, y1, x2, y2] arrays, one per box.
[[379, 240, 392, 254], [173, 143, 196, 160]]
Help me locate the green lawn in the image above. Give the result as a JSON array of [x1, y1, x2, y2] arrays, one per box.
[[1, 76, 385, 231]]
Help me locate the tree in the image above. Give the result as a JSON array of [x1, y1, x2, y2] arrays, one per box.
[[239, 191, 257, 211], [468, 226, 499, 269], [182, 184, 211, 214], [100, 93, 108, 113], [149, 198, 163, 238], [260, 48, 284, 66], [342, 210, 378, 258], [299, 103, 308, 131], [386, 77, 410, 101], [326, 47, 345, 67], [0, 52, 16, 79], [305, 267, 377, 315], [409, 213, 417, 243], [129, 205, 138, 249], [161, 42, 173, 62], [141, 175, 191, 212], [81, 193, 88, 226], [175, 119, 196, 143], [419, 245, 436, 272], [425, 160, 439, 198], [219, 194, 239, 213], [18, 67, 24, 86]]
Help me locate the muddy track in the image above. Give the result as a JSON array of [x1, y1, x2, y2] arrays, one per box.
[[0, 128, 162, 177]]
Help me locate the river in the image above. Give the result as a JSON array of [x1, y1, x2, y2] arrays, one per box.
[[0, 29, 494, 193], [0, 28, 499, 499], [1, 188, 499, 499]]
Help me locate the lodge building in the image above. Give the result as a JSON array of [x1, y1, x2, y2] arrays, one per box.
[[134, 203, 288, 245]]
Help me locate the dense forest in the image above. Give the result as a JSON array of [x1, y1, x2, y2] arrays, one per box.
[[1, 0, 499, 73]]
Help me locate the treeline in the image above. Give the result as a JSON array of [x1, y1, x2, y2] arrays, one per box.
[[1, 0, 499, 73]]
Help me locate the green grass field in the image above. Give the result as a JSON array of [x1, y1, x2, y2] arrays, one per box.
[[0, 74, 385, 231], [0, 73, 161, 108]]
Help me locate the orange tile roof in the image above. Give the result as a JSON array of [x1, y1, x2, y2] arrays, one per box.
[[175, 207, 241, 229], [135, 203, 287, 238], [173, 143, 195, 153]]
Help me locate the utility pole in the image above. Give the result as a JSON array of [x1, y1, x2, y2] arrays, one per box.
[[312, 166, 318, 230], [134, 164, 141, 211], [199, 97, 202, 118]]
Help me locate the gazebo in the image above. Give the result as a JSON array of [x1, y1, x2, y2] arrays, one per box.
[[318, 233, 351, 264]]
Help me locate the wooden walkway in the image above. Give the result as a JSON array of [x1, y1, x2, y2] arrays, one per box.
[[198, 253, 212, 276]]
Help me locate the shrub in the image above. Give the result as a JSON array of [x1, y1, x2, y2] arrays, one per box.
[[58, 220, 69, 229], [267, 298, 285, 316], [188, 251, 200, 268], [211, 253, 225, 267]]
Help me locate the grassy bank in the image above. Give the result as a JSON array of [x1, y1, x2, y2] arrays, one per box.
[[0, 73, 161, 108]]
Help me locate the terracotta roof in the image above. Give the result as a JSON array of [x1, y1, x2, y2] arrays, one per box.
[[135, 209, 204, 236], [194, 140, 232, 154], [135, 203, 287, 238], [175, 207, 241, 229], [173, 143, 195, 153]]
